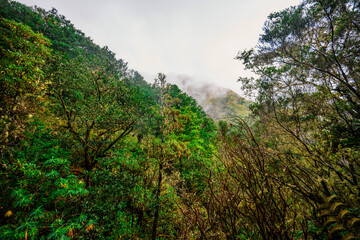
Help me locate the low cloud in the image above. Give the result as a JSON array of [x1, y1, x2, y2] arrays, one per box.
[[166, 73, 230, 105]]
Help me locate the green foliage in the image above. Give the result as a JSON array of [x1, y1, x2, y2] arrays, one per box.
[[5, 0, 359, 239], [0, 17, 51, 155], [0, 121, 90, 239], [48, 52, 146, 180], [1, 0, 92, 55]]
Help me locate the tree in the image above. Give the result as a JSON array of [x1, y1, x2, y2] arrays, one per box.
[[48, 51, 147, 187], [237, 0, 360, 238], [238, 0, 360, 146]]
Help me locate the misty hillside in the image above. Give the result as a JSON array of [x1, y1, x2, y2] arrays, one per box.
[[168, 76, 252, 120], [204, 89, 252, 120]]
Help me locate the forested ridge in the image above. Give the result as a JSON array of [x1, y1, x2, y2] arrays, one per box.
[[0, 0, 359, 239]]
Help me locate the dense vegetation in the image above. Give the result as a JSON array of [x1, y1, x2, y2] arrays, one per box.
[[1, 0, 359, 239]]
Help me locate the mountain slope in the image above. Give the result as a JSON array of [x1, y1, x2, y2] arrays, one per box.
[[203, 89, 252, 120], [168, 76, 252, 120]]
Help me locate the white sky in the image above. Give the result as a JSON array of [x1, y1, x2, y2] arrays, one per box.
[[17, 0, 301, 95]]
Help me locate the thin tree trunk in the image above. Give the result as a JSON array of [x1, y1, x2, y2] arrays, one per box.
[[151, 162, 163, 240]]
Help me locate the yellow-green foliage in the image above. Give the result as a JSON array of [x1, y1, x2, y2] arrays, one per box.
[[205, 90, 252, 120], [0, 17, 51, 152]]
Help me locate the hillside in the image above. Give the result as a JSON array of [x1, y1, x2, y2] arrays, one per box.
[[202, 89, 251, 120], [168, 76, 252, 120]]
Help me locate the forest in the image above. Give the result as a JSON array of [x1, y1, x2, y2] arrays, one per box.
[[0, 0, 359, 239]]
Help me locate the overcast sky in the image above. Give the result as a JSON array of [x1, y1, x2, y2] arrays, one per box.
[[17, 0, 301, 95]]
